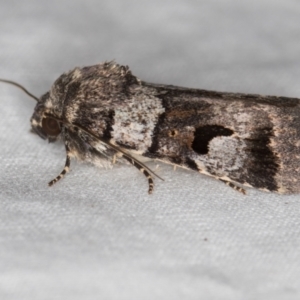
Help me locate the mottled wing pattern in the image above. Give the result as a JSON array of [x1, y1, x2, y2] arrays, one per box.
[[140, 83, 300, 194], [29, 62, 300, 194]]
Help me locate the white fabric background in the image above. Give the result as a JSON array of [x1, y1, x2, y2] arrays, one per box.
[[1, 1, 300, 299]]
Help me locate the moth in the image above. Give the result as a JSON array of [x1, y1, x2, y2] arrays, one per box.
[[1, 61, 300, 194]]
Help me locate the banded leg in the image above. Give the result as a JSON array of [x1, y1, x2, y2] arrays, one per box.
[[48, 144, 71, 186], [123, 156, 154, 194], [219, 179, 246, 194]]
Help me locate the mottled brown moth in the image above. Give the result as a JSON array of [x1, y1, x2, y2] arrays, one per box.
[[1, 61, 300, 194]]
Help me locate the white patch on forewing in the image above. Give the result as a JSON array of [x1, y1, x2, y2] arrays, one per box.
[[232, 112, 251, 138], [233, 112, 251, 124], [195, 136, 247, 176], [112, 95, 165, 153]]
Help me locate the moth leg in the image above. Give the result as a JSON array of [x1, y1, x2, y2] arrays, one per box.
[[48, 144, 71, 187], [219, 179, 246, 194], [123, 156, 154, 194]]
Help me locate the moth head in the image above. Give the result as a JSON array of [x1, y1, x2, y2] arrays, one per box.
[[30, 91, 62, 142], [0, 79, 62, 142]]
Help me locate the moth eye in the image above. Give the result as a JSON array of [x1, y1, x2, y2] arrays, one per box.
[[42, 117, 61, 136]]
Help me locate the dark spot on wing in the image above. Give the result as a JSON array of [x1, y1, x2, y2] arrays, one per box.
[[192, 125, 234, 155], [102, 110, 115, 139], [243, 127, 279, 191], [185, 158, 199, 171]]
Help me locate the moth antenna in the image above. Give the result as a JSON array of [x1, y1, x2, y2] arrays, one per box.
[[44, 112, 164, 181], [0, 79, 39, 102]]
